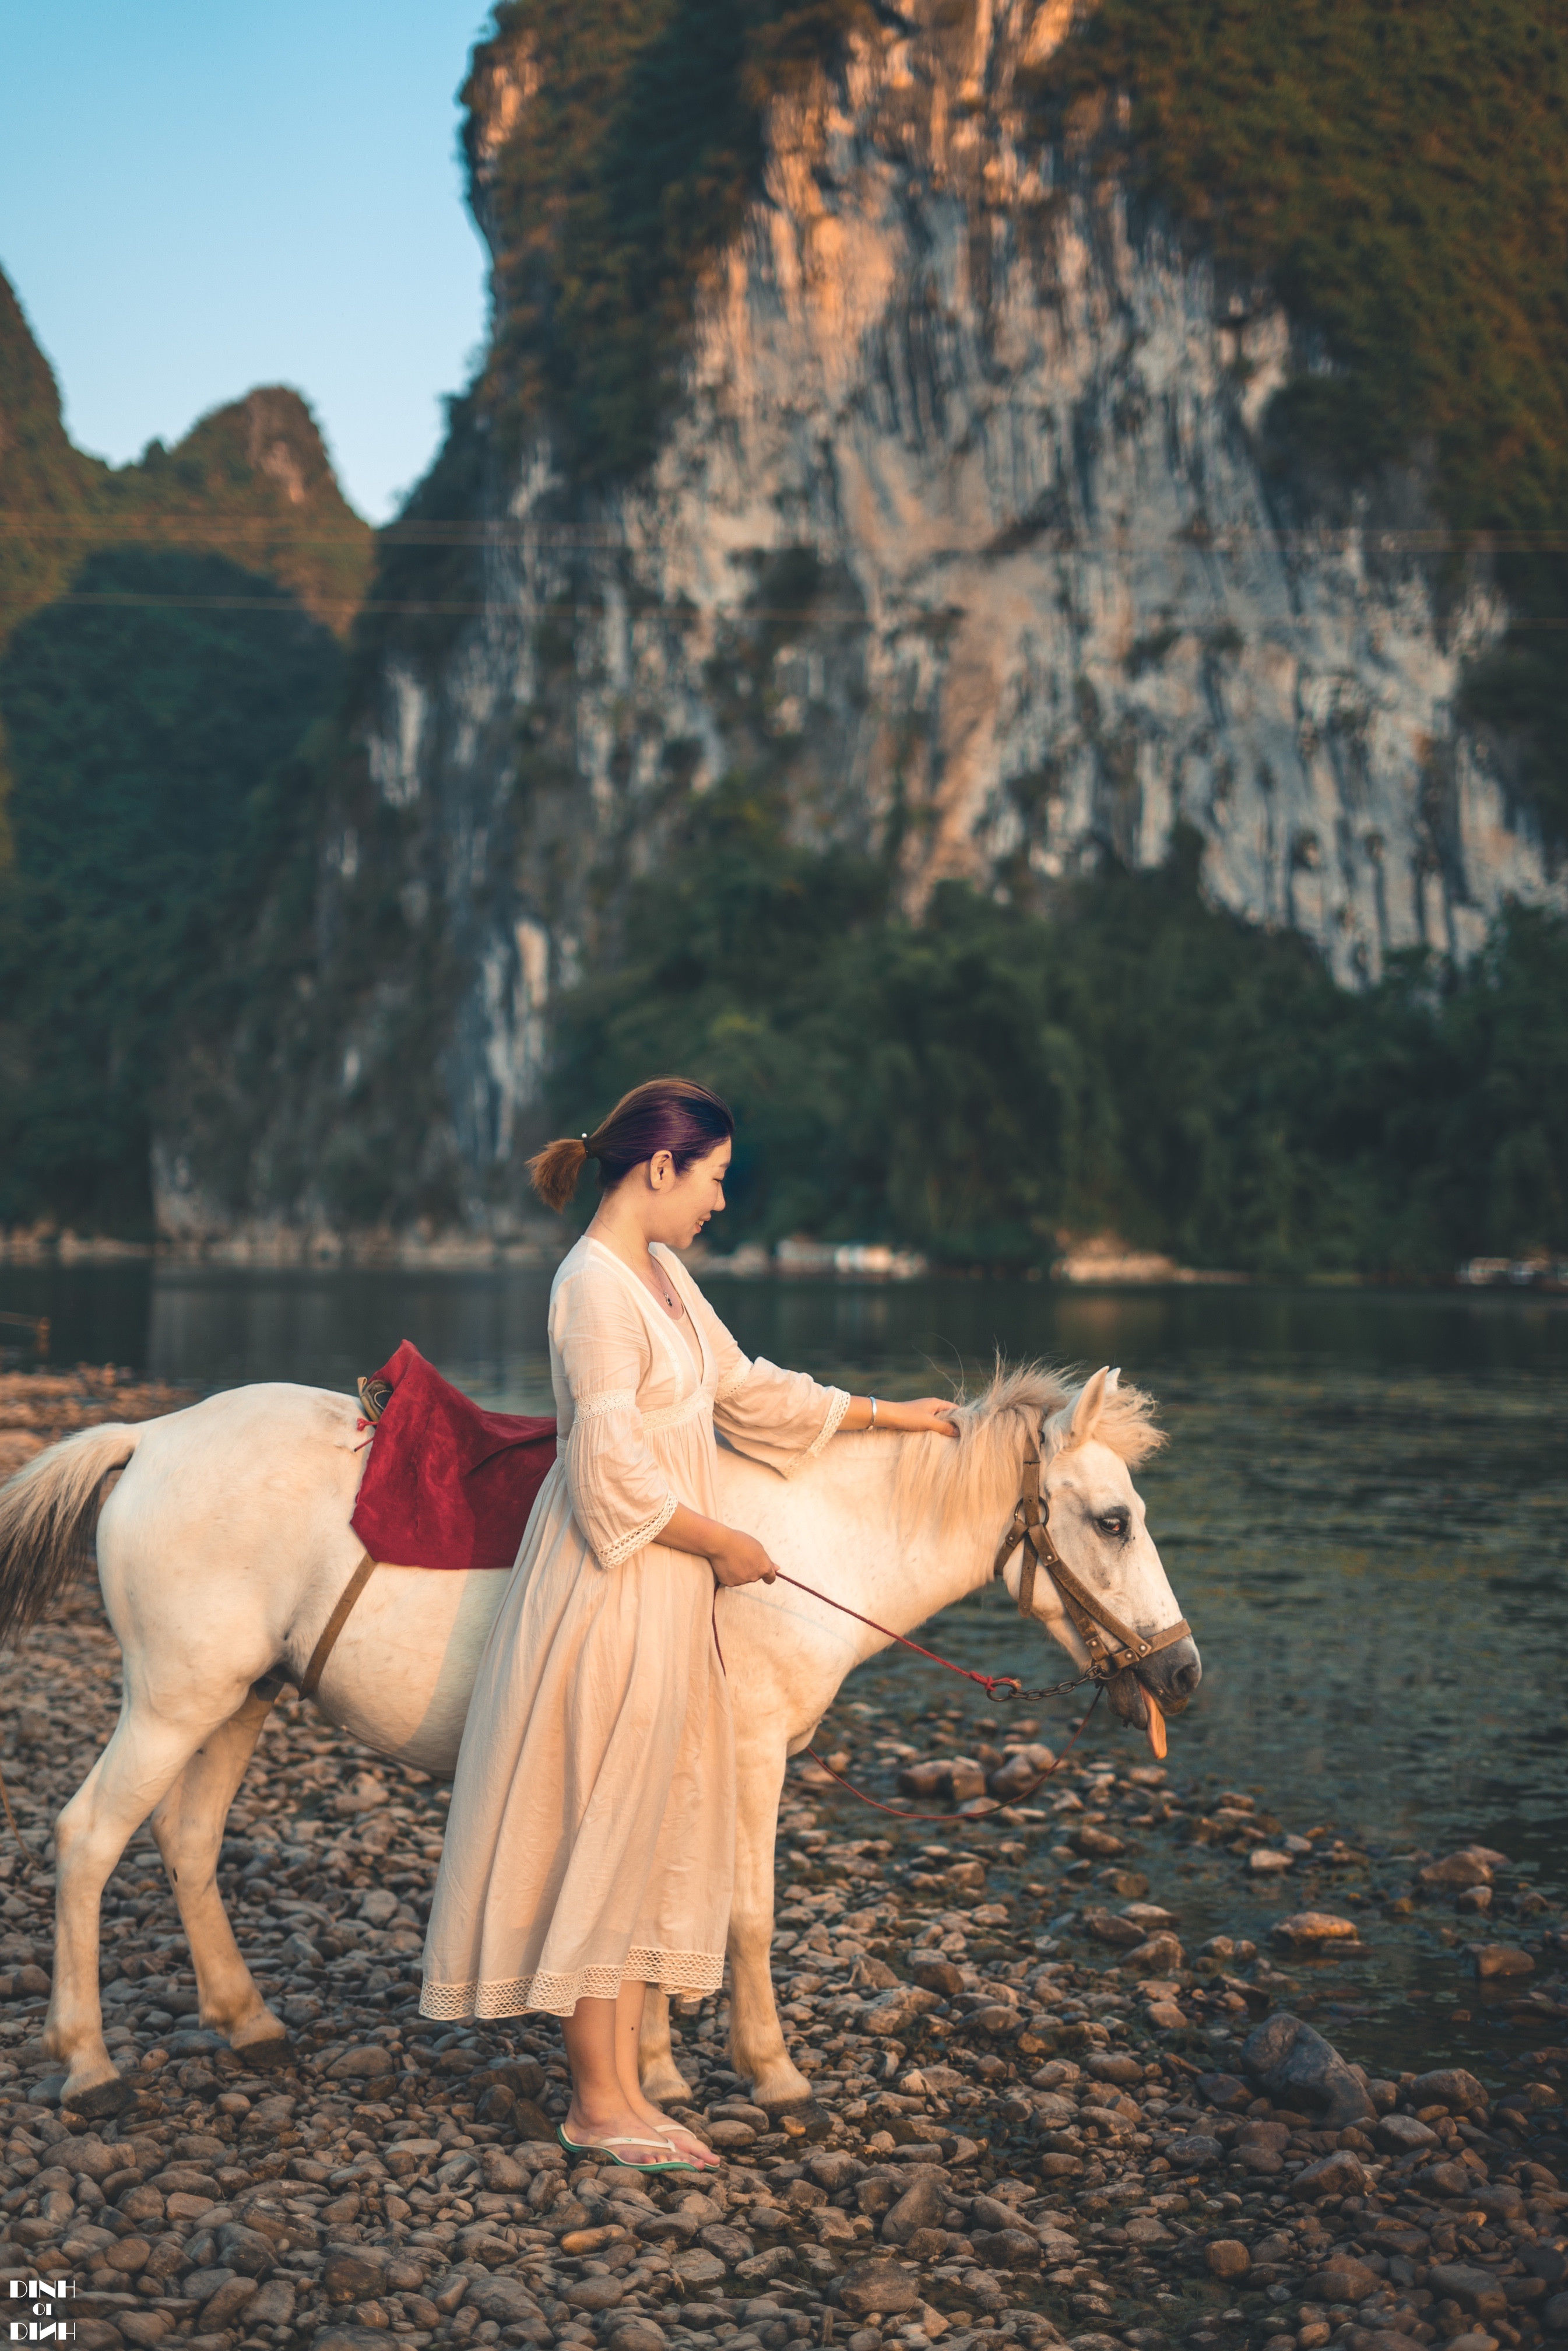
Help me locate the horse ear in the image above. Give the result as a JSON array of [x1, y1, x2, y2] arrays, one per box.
[[1069, 1366, 1110, 1444], [1105, 1366, 1120, 1392]]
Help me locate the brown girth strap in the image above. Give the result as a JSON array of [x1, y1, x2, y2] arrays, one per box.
[[252, 1549, 379, 1709], [993, 1433, 1190, 1679]]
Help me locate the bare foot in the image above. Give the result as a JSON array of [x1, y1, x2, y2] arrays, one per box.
[[628, 2092, 720, 2170], [652, 2118, 720, 2169]]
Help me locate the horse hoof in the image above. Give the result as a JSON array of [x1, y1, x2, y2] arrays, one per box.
[[62, 2074, 135, 2119], [238, 2035, 296, 2072]]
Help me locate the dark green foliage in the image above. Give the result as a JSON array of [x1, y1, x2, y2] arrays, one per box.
[[0, 269, 372, 655], [0, 552, 344, 1232], [466, 0, 870, 480], [121, 388, 374, 633], [0, 272, 103, 650], [551, 793, 1568, 1275], [0, 266, 369, 1232], [1038, 0, 1568, 834], [350, 390, 490, 681]]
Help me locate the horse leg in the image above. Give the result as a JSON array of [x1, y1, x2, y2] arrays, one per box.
[[45, 1697, 240, 2115], [149, 1689, 290, 2063], [637, 1988, 692, 2108], [727, 1742, 812, 2111]]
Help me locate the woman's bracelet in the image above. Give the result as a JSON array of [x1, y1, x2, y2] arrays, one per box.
[[870, 1395, 878, 1430]]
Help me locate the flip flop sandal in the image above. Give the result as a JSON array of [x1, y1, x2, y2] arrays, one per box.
[[652, 2121, 721, 2168], [556, 2124, 695, 2173]]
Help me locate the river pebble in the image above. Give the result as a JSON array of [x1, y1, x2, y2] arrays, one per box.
[[2, 1375, 1568, 2351]]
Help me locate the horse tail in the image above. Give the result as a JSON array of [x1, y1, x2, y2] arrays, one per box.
[[0, 1423, 143, 1650]]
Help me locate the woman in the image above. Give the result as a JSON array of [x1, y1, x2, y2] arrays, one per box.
[[420, 1076, 955, 2170]]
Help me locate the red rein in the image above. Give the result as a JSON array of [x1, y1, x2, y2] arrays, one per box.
[[765, 1569, 1105, 1826], [774, 1570, 1035, 1704]]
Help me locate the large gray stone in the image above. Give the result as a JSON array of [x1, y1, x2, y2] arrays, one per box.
[[217, 2223, 279, 2279], [467, 2276, 544, 2324], [837, 2261, 920, 2318], [1291, 2149, 1369, 2202], [204, 2277, 259, 2330], [566, 2278, 626, 2313], [322, 2250, 385, 2303], [1376, 2113, 1439, 2154], [1241, 2011, 1376, 2129], [669, 2250, 727, 2286], [1410, 2068, 1488, 2113], [882, 2169, 949, 2245], [1302, 2261, 1381, 2303], [1428, 2264, 1509, 2319], [325, 2043, 393, 2081]]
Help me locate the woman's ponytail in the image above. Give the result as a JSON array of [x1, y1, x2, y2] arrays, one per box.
[[528, 1079, 733, 1214], [527, 1135, 591, 1211]]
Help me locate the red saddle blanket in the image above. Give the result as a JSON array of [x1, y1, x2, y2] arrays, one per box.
[[350, 1339, 558, 1573]]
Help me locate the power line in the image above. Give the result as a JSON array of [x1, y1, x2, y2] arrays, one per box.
[[6, 520, 1568, 553], [35, 588, 1568, 624]]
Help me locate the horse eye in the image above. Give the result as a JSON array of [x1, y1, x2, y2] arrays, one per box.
[[1097, 1511, 1129, 1539]]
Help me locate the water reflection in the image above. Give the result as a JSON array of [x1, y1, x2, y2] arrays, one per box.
[[6, 1257, 1567, 1392]]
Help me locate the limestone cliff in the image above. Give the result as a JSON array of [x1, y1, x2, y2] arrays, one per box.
[[155, 0, 1564, 1247]]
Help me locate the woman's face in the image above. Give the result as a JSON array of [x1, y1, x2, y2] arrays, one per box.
[[652, 1139, 731, 1246]]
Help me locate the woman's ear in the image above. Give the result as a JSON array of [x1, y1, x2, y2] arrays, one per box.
[[648, 1149, 674, 1190]]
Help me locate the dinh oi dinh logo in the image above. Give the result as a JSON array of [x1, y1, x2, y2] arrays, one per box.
[[8, 2278, 78, 2342]]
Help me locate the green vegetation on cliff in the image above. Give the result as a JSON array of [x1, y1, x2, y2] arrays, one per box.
[[0, 553, 343, 1233], [552, 789, 1568, 1276], [465, 0, 870, 480], [0, 269, 368, 1231], [1039, 0, 1568, 835], [0, 273, 372, 651]]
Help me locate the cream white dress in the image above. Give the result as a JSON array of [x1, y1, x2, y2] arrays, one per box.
[[419, 1234, 849, 2020]]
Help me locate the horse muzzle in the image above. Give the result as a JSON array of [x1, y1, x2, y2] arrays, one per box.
[[1107, 1636, 1203, 1753]]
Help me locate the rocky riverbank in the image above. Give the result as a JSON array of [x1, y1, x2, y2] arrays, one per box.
[[0, 1366, 195, 1480], [0, 1392, 1563, 2351], [0, 1656, 1562, 2351]]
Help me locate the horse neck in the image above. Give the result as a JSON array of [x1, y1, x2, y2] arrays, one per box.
[[813, 1430, 1010, 1651]]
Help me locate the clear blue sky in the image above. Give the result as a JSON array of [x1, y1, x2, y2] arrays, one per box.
[[0, 0, 495, 522]]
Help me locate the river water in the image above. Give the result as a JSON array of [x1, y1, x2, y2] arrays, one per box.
[[5, 1261, 1566, 2078]]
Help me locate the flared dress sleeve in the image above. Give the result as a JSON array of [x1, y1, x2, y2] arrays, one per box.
[[706, 1301, 851, 1479], [551, 1264, 678, 1568]]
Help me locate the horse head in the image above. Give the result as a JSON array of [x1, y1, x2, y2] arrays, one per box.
[[996, 1364, 1201, 1755]]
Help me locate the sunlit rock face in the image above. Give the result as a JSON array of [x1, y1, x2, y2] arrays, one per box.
[[158, 0, 1561, 1243], [422, 0, 1556, 1012]]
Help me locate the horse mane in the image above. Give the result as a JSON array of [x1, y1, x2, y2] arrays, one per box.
[[881, 1359, 1165, 1538]]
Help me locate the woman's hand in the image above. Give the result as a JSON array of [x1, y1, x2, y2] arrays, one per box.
[[659, 1502, 779, 1584], [850, 1395, 960, 1438], [709, 1528, 780, 1587]]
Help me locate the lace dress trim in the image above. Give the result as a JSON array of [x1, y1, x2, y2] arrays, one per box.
[[713, 1357, 752, 1405], [784, 1386, 852, 1477], [419, 1943, 725, 2022], [574, 1388, 637, 1420], [597, 1492, 677, 1568]]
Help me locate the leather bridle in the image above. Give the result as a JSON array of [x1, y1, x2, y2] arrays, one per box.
[[992, 1428, 1191, 1684], [797, 1423, 1195, 1818]]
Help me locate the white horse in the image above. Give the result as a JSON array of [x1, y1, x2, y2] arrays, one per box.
[[0, 1362, 1198, 2119]]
